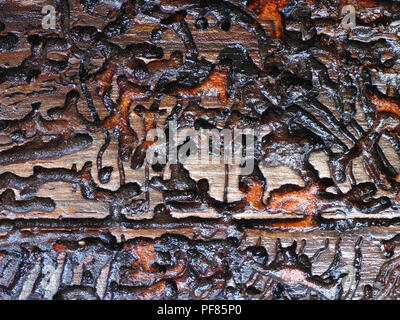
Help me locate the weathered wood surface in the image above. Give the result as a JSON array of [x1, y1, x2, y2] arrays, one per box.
[[0, 0, 400, 300]]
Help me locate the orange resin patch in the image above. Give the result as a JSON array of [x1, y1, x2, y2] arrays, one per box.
[[368, 93, 400, 118], [247, 0, 291, 38], [53, 243, 67, 252], [267, 183, 320, 215], [94, 68, 114, 97], [130, 241, 159, 274], [242, 180, 266, 210], [267, 215, 316, 229], [169, 66, 229, 104], [341, 0, 377, 9]]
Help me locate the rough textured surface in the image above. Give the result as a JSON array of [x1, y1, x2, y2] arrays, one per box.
[[1, 0, 400, 300]]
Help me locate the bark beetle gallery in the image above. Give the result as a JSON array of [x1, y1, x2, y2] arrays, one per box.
[[1, 0, 400, 300]]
